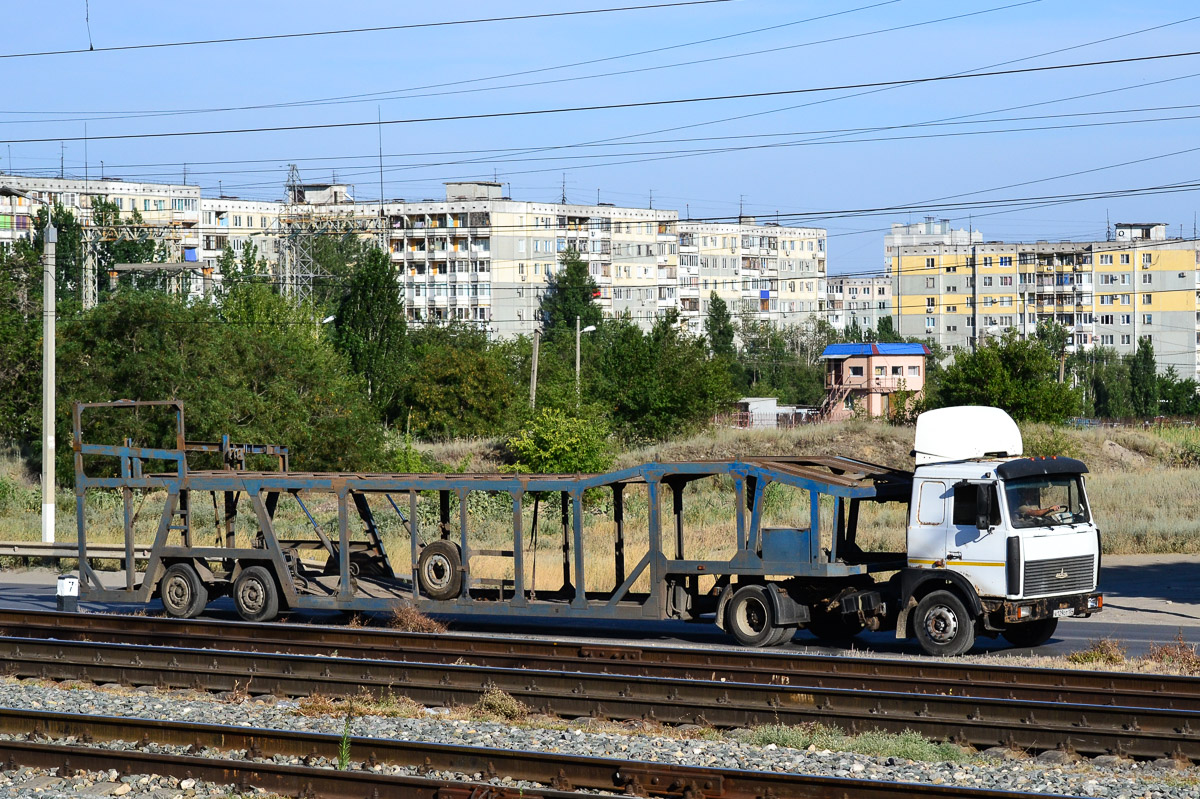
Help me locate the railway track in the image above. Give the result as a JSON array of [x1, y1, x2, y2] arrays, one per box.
[[2, 608, 1195, 711], [0, 706, 1082, 799], [2, 632, 1196, 760]]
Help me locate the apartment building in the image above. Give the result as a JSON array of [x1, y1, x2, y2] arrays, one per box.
[[889, 222, 1200, 380], [199, 197, 282, 272], [0, 173, 201, 257], [303, 182, 678, 337], [678, 217, 826, 336], [826, 275, 891, 336]]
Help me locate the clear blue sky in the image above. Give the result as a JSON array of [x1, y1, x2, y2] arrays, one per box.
[[5, 0, 1200, 275]]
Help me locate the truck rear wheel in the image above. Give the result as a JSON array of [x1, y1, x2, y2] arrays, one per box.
[[234, 565, 280, 623], [726, 585, 778, 647], [1002, 617, 1058, 648], [914, 590, 975, 656], [418, 540, 462, 601], [160, 563, 208, 619]]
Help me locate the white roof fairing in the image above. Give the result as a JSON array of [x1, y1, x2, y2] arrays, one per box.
[[913, 406, 1022, 466]]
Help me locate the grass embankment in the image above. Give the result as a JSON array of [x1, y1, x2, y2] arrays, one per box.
[[1, 423, 1198, 587]]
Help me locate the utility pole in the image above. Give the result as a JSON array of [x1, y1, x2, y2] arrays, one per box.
[[576, 316, 582, 406], [530, 329, 540, 409], [41, 213, 58, 544], [970, 218, 978, 353]]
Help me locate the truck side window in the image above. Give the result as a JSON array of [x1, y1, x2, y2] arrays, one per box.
[[952, 484, 977, 526], [952, 483, 1003, 526], [917, 481, 945, 525]]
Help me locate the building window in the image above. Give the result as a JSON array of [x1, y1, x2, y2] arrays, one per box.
[[891, 366, 902, 376], [1143, 294, 1152, 305], [1120, 254, 1131, 264], [983, 256, 992, 267], [1121, 334, 1131, 345], [983, 276, 993, 286], [908, 365, 920, 376], [1142, 273, 1152, 284], [1100, 254, 1113, 265], [999, 256, 1012, 266], [1143, 253, 1152, 265], [925, 277, 935, 288], [1121, 314, 1130, 325], [925, 257, 935, 268], [850, 366, 864, 377], [926, 297, 935, 308], [1143, 314, 1153, 325], [1000, 276, 1013, 286], [925, 317, 935, 330]]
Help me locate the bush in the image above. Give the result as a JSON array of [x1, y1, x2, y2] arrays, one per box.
[[1066, 638, 1126, 666], [471, 686, 528, 721], [506, 407, 613, 475]]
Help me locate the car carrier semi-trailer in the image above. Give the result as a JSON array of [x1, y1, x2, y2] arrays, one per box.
[[72, 400, 1101, 656]]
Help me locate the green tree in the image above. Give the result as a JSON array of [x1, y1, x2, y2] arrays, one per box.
[[506, 407, 613, 474], [50, 290, 384, 484], [90, 198, 156, 295], [704, 291, 736, 357], [1035, 321, 1071, 382], [19, 205, 83, 299], [399, 325, 518, 438], [1127, 337, 1159, 417], [935, 333, 1078, 422], [332, 248, 407, 420], [539, 248, 600, 334], [842, 318, 864, 344], [875, 315, 901, 343], [0, 246, 40, 442]]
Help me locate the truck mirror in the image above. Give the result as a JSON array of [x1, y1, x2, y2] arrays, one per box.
[[976, 484, 992, 530]]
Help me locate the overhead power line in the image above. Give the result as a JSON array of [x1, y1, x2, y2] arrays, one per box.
[[0, 1, 733, 60], [7, 48, 1200, 146]]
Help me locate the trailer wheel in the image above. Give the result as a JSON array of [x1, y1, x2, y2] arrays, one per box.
[[726, 585, 778, 647], [160, 563, 208, 619], [234, 565, 280, 622], [1002, 617, 1058, 648], [914, 590, 975, 656], [418, 540, 462, 601]]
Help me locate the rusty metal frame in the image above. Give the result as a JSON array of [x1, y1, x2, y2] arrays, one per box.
[[74, 401, 913, 618]]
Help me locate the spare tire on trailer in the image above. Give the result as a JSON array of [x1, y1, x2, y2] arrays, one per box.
[[418, 540, 462, 601]]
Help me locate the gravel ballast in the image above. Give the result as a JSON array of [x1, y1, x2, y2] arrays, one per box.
[[0, 677, 1197, 798]]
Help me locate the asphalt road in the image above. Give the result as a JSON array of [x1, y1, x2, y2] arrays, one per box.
[[0, 555, 1196, 659]]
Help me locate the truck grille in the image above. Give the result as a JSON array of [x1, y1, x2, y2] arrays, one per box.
[[1023, 555, 1094, 597]]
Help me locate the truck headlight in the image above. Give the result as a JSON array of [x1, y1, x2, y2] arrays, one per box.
[[1017, 605, 1033, 619], [1087, 595, 1102, 609]]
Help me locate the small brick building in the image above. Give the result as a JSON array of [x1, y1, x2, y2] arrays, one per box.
[[819, 342, 929, 421]]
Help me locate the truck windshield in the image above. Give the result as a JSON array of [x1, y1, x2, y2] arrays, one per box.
[[1003, 475, 1089, 528]]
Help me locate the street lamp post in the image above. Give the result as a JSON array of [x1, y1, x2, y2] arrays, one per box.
[[575, 316, 596, 406]]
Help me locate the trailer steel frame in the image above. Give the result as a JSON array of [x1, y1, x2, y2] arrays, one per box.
[[73, 400, 914, 624]]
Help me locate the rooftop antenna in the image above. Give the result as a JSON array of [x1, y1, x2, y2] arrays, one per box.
[[218, 180, 223, 197], [596, 188, 600, 205], [560, 174, 567, 205], [686, 203, 690, 220], [182, 163, 187, 184], [59, 142, 65, 178], [100, 160, 104, 179], [1106, 210, 1111, 241], [739, 194, 744, 218], [83, 123, 88, 185], [649, 189, 653, 209]]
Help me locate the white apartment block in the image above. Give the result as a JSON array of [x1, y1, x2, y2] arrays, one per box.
[[0, 174, 201, 261], [826, 275, 892, 335], [678, 217, 826, 336]]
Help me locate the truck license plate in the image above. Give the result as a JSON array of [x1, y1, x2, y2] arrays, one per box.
[[1053, 608, 1075, 618]]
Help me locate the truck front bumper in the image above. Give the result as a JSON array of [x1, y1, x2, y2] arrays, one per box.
[[1002, 592, 1102, 624]]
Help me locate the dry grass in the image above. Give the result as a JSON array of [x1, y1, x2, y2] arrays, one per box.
[[389, 604, 446, 634], [295, 689, 423, 719], [1146, 632, 1200, 675], [1066, 638, 1127, 666], [470, 686, 529, 722]]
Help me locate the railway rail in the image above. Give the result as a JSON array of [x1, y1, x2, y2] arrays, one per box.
[[1, 608, 1195, 711], [0, 706, 1082, 799], [1, 632, 1196, 761]]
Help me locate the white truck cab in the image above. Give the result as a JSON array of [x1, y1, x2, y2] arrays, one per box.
[[899, 406, 1103, 655]]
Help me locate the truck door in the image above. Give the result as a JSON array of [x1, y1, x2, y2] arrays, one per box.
[[907, 479, 948, 567], [948, 482, 1005, 597]]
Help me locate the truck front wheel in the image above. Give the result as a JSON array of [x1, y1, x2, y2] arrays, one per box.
[[1002, 617, 1058, 648], [914, 590, 976, 656]]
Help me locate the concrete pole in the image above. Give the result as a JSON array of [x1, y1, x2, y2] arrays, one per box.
[[41, 214, 58, 544], [529, 329, 540, 410]]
